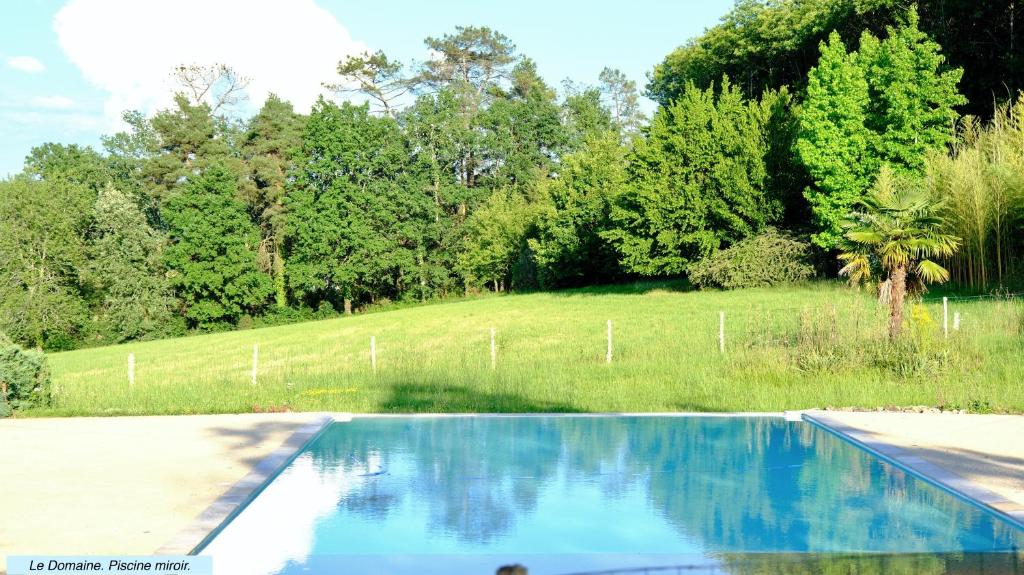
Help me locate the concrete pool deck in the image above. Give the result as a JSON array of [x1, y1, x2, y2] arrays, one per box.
[[0, 413, 329, 574], [1, 411, 1022, 573], [805, 410, 1024, 527]]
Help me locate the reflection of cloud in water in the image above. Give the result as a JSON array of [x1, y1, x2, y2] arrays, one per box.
[[201, 452, 380, 575]]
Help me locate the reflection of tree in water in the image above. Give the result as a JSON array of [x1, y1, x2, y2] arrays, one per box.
[[307, 418, 569, 544], [715, 552, 1024, 575], [629, 419, 1022, 553], [304, 417, 1023, 554]]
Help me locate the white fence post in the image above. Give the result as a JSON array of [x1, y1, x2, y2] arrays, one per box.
[[943, 297, 949, 339], [953, 311, 961, 332], [490, 327, 497, 370], [606, 320, 613, 364], [370, 336, 377, 373], [718, 311, 725, 354], [127, 353, 135, 387], [251, 344, 259, 386]]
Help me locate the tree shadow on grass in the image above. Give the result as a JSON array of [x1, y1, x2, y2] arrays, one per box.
[[375, 383, 583, 414], [544, 278, 692, 297]]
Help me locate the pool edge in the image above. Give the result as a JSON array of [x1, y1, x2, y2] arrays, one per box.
[[803, 411, 1024, 532], [154, 413, 338, 555]]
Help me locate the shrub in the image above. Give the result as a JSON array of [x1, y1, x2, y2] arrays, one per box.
[[0, 332, 53, 414], [688, 228, 815, 290]]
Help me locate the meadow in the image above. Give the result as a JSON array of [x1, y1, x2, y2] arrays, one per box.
[[31, 282, 1024, 416]]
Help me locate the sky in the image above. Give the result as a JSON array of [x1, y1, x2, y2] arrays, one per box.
[[0, 0, 733, 177]]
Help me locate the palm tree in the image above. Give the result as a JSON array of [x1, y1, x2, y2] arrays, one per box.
[[838, 168, 961, 339]]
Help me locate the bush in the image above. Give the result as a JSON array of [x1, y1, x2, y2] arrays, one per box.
[[689, 228, 815, 290], [0, 332, 53, 414]]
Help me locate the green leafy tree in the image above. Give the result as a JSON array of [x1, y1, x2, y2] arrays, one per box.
[[457, 189, 535, 292], [838, 168, 960, 338], [86, 185, 177, 341], [103, 110, 161, 212], [0, 178, 90, 348], [162, 165, 272, 328], [402, 89, 469, 298], [23, 143, 111, 194], [798, 13, 965, 248], [647, 0, 1018, 120], [286, 101, 432, 313], [859, 10, 966, 173], [796, 32, 874, 248], [561, 85, 614, 152], [603, 78, 778, 276], [530, 131, 627, 288]]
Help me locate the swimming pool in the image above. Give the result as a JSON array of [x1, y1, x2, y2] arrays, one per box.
[[198, 415, 1024, 574]]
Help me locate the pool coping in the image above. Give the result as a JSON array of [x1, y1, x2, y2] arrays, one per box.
[[155, 413, 336, 555], [803, 411, 1024, 531]]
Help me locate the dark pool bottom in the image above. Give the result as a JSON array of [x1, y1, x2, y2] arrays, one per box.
[[199, 416, 1024, 574]]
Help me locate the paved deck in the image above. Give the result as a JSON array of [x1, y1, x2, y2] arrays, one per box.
[[806, 410, 1024, 525], [0, 413, 326, 574]]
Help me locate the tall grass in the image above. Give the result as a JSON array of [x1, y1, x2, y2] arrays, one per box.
[[927, 100, 1024, 289], [27, 283, 1024, 416]]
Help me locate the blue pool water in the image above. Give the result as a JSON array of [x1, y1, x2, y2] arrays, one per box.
[[199, 416, 1024, 574]]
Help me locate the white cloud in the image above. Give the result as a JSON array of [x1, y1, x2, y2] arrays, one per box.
[[30, 95, 76, 109], [7, 56, 45, 73], [53, 0, 368, 127]]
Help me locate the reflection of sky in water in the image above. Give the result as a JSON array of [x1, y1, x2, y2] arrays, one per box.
[[201, 416, 1024, 575]]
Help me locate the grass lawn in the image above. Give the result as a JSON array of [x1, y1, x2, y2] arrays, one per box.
[[30, 281, 1024, 416]]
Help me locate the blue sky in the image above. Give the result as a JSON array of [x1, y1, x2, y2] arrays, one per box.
[[0, 0, 733, 176]]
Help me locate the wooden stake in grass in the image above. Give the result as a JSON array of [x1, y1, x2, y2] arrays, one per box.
[[943, 297, 949, 339], [127, 352, 135, 387], [606, 320, 613, 364], [718, 311, 725, 354], [490, 327, 497, 370], [251, 344, 259, 386], [953, 311, 961, 331], [370, 336, 377, 373]]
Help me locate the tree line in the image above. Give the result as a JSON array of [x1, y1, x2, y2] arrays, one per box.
[[2, 4, 1023, 351]]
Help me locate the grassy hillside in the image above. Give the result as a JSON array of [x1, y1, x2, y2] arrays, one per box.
[[31, 282, 1024, 416]]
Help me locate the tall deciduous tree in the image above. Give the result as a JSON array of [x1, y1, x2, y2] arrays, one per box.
[[86, 185, 177, 341], [530, 131, 627, 288], [286, 101, 431, 313], [0, 178, 90, 348], [162, 165, 272, 328], [797, 32, 874, 248], [603, 78, 778, 276], [458, 189, 535, 292], [798, 12, 965, 249]]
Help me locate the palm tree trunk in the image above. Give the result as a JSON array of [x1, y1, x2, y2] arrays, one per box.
[[888, 265, 907, 339]]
